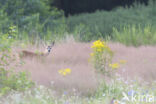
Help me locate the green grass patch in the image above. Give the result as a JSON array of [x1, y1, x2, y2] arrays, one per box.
[[0, 68, 34, 95], [112, 24, 156, 46]]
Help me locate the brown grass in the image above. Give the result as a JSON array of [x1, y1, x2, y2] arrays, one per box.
[[109, 42, 156, 81], [11, 41, 156, 95], [16, 42, 97, 95]]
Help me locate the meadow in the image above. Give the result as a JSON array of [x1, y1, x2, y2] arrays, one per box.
[[0, 0, 156, 104], [1, 40, 156, 104]]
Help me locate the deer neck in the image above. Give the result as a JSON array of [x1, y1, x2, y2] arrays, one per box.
[[41, 50, 50, 56], [44, 52, 50, 56]]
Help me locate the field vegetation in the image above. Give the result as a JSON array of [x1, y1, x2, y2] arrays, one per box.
[[67, 0, 156, 43], [0, 0, 156, 104]]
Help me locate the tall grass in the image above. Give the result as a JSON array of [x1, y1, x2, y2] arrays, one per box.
[[0, 27, 156, 103], [112, 24, 156, 46]]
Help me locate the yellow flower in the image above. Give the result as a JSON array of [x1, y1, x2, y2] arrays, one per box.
[[58, 68, 72, 76], [65, 68, 71, 74], [62, 72, 67, 76], [109, 63, 120, 69], [119, 60, 127, 64], [90, 53, 94, 56], [91, 40, 113, 54], [91, 40, 106, 49]]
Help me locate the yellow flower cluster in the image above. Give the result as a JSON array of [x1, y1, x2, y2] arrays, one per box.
[[58, 68, 71, 76], [91, 40, 105, 49], [109, 60, 127, 69], [91, 40, 111, 52], [109, 63, 120, 69], [90, 53, 94, 56]]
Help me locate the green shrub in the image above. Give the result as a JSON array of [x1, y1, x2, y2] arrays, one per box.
[[0, 10, 12, 33], [0, 68, 34, 95], [112, 24, 156, 46], [0, 0, 60, 24], [0, 0, 65, 41], [0, 26, 34, 96], [66, 0, 156, 41]]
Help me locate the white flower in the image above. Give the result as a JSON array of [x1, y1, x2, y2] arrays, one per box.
[[102, 93, 105, 96], [39, 85, 44, 90]]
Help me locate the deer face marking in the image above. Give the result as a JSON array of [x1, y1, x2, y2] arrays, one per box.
[[47, 46, 52, 53], [46, 41, 55, 53]]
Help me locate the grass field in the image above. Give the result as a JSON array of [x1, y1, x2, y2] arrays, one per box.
[[0, 1, 156, 103], [0, 40, 156, 104]]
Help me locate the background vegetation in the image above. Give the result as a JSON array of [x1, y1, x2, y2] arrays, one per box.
[[67, 0, 156, 42], [0, 0, 65, 43], [0, 0, 155, 45], [51, 0, 148, 16], [0, 0, 156, 103]]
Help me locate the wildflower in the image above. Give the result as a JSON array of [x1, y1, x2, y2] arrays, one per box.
[[128, 90, 136, 96], [90, 53, 94, 56], [65, 68, 71, 74], [39, 85, 44, 90], [91, 40, 105, 49], [64, 91, 68, 95], [64, 101, 69, 104], [58, 68, 72, 76], [109, 63, 120, 69], [62, 72, 67, 76], [90, 40, 113, 75], [119, 60, 127, 64], [102, 93, 105, 96]]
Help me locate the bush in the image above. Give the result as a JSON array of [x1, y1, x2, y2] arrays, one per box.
[[0, 26, 34, 96], [0, 0, 61, 25], [0, 0, 65, 41], [0, 10, 12, 33], [112, 24, 156, 46], [0, 68, 34, 95]]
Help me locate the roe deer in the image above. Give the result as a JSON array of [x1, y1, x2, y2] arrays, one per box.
[[20, 42, 55, 59]]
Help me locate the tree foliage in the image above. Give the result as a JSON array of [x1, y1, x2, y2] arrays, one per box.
[[52, 0, 148, 15], [0, 0, 63, 32]]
